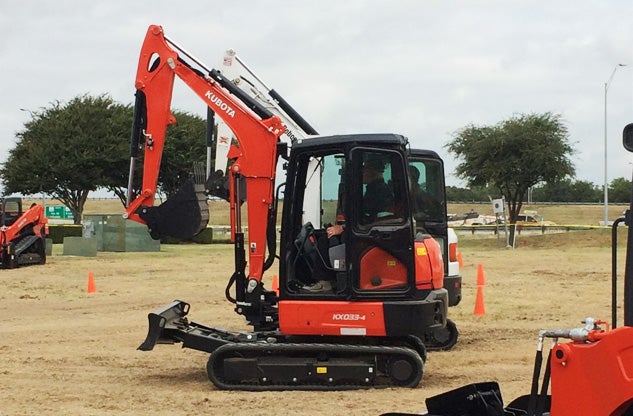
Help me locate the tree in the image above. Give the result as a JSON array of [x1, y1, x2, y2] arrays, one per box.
[[1, 95, 131, 224], [445, 185, 495, 202], [110, 110, 208, 203], [446, 112, 575, 234], [1, 95, 209, 224], [531, 179, 601, 202], [609, 177, 632, 203]]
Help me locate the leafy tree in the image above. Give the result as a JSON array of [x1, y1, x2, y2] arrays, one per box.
[[2, 95, 209, 224], [609, 177, 632, 203], [117, 110, 208, 202], [531, 179, 601, 202], [1, 95, 130, 224], [445, 185, 495, 202], [446, 112, 575, 233]]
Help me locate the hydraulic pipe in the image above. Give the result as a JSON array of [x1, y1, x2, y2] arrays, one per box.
[[206, 108, 215, 180], [127, 90, 147, 207], [612, 216, 626, 328]]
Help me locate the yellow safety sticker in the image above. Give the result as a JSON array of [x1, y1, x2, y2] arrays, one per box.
[[316, 367, 327, 374], [387, 260, 396, 267], [416, 247, 427, 256]]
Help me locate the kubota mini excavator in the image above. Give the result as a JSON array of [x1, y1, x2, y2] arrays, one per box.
[[126, 25, 460, 390], [381, 124, 633, 415], [0, 197, 48, 269]]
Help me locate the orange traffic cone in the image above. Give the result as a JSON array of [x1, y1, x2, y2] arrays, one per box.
[[476, 263, 486, 286], [457, 252, 464, 268], [87, 271, 96, 294], [271, 274, 279, 296], [474, 264, 486, 315], [474, 286, 486, 316]]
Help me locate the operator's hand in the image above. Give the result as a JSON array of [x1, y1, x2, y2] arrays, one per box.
[[326, 224, 344, 238]]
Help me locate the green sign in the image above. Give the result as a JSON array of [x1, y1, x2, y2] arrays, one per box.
[[45, 206, 74, 219]]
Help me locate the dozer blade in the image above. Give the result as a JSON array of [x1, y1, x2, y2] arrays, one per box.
[[138, 300, 190, 351], [138, 300, 236, 353], [137, 179, 209, 240]]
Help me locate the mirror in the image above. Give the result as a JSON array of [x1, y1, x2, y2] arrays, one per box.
[[623, 123, 633, 152]]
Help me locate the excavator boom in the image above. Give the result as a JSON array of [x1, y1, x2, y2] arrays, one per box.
[[126, 25, 285, 281]]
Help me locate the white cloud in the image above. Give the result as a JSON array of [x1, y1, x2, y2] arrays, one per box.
[[1, 0, 631, 191]]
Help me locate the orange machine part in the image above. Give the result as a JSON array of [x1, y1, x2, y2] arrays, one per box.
[[278, 300, 386, 336], [359, 247, 407, 290], [1, 204, 48, 246], [125, 25, 285, 282], [550, 326, 633, 415], [414, 237, 444, 290]]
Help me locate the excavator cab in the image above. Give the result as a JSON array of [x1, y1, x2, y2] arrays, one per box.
[[282, 135, 414, 297], [1, 197, 23, 227], [278, 134, 456, 349], [281, 135, 450, 298]]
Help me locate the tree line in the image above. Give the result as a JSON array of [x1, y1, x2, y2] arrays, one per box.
[[3, 94, 627, 229], [446, 177, 632, 203]]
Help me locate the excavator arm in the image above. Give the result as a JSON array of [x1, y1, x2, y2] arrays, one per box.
[[125, 25, 286, 282]]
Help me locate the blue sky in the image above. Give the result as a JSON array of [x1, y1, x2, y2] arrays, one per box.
[[1, 1, 631, 191]]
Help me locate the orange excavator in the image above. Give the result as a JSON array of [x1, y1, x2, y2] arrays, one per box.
[[0, 197, 48, 269], [126, 25, 460, 390], [382, 123, 633, 415]]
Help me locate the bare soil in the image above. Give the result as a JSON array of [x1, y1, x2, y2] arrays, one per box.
[[0, 228, 623, 415]]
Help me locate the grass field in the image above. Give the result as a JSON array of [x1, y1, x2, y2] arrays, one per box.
[[2, 199, 629, 414]]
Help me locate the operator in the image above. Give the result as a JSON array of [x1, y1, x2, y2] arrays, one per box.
[[302, 215, 345, 293], [409, 165, 442, 220], [361, 157, 393, 224], [326, 220, 344, 240], [409, 165, 425, 214]]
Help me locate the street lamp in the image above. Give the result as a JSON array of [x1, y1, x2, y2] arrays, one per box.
[[604, 63, 627, 226]]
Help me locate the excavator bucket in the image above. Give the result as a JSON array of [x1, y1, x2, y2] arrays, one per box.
[[137, 179, 209, 240]]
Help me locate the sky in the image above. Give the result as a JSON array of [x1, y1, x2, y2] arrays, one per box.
[[1, 1, 632, 192]]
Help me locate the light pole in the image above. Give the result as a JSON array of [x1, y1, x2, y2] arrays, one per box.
[[604, 63, 627, 226]]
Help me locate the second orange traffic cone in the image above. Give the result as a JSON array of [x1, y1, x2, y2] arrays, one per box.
[[474, 286, 486, 316], [476, 263, 486, 286], [87, 272, 96, 293]]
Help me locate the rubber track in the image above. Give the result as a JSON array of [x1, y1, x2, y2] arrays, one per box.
[[207, 342, 424, 391]]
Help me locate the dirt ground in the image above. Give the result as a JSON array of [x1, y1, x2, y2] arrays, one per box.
[[0, 232, 622, 415]]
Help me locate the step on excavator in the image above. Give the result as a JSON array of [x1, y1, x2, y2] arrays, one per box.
[[0, 197, 48, 269], [381, 123, 633, 415], [126, 25, 460, 390]]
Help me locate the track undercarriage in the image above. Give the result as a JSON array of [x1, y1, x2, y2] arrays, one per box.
[[139, 300, 428, 390]]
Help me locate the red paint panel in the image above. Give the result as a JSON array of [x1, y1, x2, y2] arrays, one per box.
[[414, 237, 444, 290], [359, 247, 407, 290], [550, 326, 633, 415], [279, 300, 386, 336]]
